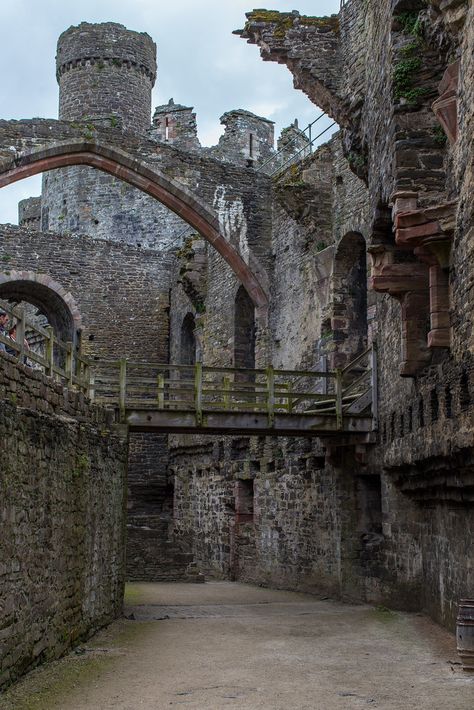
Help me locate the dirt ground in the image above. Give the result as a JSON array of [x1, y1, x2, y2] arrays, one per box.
[[1, 581, 473, 710]]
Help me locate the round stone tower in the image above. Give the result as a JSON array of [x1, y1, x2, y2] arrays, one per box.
[[56, 22, 156, 133], [41, 22, 187, 248]]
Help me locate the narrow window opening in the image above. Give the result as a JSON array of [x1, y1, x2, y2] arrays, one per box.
[[356, 474, 383, 536], [445, 385, 452, 418], [431, 388, 439, 423], [400, 413, 404, 437], [249, 132, 254, 158], [460, 370, 470, 411], [390, 412, 395, 441], [418, 397, 424, 428], [407, 406, 413, 433], [235, 479, 254, 524], [165, 117, 170, 141]]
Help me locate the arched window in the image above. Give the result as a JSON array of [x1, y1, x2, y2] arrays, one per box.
[[331, 232, 368, 367], [180, 312, 196, 366], [234, 285, 255, 370]]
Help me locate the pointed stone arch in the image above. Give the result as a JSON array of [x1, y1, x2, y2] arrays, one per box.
[[0, 140, 269, 311]]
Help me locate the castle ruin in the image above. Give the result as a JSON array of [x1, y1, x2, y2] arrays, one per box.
[[0, 0, 473, 694]]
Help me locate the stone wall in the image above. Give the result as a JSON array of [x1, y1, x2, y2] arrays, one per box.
[[0, 353, 127, 690], [167, 0, 473, 633], [0, 225, 176, 582]]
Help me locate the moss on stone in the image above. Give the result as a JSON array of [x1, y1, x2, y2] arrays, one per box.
[[0, 656, 115, 710], [245, 10, 338, 39], [299, 15, 339, 32]]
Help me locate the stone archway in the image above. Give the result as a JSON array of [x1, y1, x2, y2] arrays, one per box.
[[0, 140, 269, 312], [0, 271, 81, 344]]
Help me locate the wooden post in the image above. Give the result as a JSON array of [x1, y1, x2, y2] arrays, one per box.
[[45, 326, 54, 377], [65, 341, 74, 387], [89, 372, 95, 403], [335, 368, 343, 429], [194, 361, 203, 426], [119, 358, 127, 421], [158, 373, 165, 409], [15, 307, 26, 362], [223, 375, 230, 410], [370, 342, 379, 431], [321, 355, 329, 396], [267, 365, 275, 428]]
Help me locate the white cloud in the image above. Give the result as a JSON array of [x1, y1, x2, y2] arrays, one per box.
[[0, 0, 340, 223]]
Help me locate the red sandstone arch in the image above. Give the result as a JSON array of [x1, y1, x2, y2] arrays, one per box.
[[0, 140, 268, 309]]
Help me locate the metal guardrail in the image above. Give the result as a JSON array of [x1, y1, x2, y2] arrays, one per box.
[[257, 113, 336, 177], [258, 112, 337, 177], [0, 299, 90, 393]]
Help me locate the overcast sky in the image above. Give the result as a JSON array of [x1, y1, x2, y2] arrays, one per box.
[[0, 0, 339, 224]]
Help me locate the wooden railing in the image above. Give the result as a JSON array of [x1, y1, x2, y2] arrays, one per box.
[[0, 299, 90, 393], [91, 345, 377, 430], [0, 297, 377, 432]]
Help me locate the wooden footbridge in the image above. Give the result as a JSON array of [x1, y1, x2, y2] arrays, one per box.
[[1, 300, 377, 437]]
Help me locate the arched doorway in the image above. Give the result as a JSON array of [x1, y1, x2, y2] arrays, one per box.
[[0, 273, 81, 345], [330, 231, 368, 368]]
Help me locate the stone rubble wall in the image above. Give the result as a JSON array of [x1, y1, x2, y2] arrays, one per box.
[[168, 1, 474, 631], [0, 353, 127, 690], [0, 225, 174, 582]]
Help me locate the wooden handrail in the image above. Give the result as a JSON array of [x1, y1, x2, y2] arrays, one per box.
[[0, 298, 90, 394]]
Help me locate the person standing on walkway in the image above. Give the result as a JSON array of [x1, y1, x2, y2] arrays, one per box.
[[0, 309, 8, 352]]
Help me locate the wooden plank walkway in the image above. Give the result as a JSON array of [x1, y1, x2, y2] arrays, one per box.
[[0, 298, 378, 437]]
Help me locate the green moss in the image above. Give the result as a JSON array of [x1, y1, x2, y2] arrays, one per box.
[[397, 11, 423, 38], [393, 57, 429, 104], [246, 10, 339, 38], [433, 124, 447, 145], [0, 656, 115, 710], [1, 253, 12, 262], [299, 15, 339, 32], [123, 583, 146, 605], [347, 151, 367, 169]]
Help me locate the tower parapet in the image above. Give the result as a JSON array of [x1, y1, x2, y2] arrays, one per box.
[[18, 197, 42, 230], [56, 22, 156, 133], [151, 98, 200, 150], [209, 109, 275, 167]]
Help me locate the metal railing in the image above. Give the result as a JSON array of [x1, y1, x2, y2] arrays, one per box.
[[0, 299, 91, 393], [258, 111, 337, 177], [90, 344, 377, 431]]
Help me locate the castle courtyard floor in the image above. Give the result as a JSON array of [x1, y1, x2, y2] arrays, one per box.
[[2, 582, 473, 710]]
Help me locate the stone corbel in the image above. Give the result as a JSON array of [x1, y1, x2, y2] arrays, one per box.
[[432, 60, 460, 145], [395, 200, 456, 349], [369, 246, 430, 376]]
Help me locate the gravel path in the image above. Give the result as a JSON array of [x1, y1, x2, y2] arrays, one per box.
[[2, 581, 473, 709]]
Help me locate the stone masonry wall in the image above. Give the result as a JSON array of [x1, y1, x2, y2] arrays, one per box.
[[0, 225, 174, 582], [169, 0, 473, 632], [0, 352, 127, 690]]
